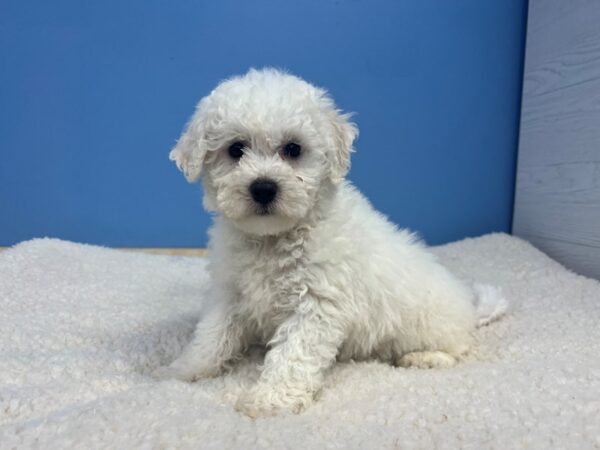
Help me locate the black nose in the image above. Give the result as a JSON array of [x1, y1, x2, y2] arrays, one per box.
[[249, 179, 278, 205]]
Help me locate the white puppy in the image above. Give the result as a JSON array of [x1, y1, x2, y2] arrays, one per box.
[[156, 68, 507, 417]]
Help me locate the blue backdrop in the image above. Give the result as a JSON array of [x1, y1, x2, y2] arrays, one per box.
[[0, 0, 527, 247]]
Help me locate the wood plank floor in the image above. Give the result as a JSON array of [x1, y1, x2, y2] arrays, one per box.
[[119, 248, 207, 256], [0, 247, 208, 257]]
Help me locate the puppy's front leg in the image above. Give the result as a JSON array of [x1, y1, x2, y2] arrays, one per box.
[[236, 301, 345, 417], [154, 300, 245, 382]]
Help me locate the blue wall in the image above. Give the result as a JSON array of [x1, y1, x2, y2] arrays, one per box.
[[0, 0, 527, 247]]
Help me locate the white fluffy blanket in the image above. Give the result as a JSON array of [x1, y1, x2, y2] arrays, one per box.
[[1, 234, 599, 449]]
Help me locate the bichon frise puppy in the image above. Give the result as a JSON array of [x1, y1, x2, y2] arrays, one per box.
[[155, 68, 507, 417]]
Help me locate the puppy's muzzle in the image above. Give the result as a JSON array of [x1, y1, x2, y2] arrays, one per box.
[[249, 179, 278, 206]]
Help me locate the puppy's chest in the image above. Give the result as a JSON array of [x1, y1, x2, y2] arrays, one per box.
[[233, 237, 310, 328]]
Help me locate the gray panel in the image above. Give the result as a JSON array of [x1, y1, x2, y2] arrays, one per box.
[[513, 0, 600, 279]]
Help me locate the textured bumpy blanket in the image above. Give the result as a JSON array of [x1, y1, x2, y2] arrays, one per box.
[[0, 234, 599, 449]]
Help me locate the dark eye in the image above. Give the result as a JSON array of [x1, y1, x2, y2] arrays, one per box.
[[283, 142, 302, 159], [228, 141, 245, 160]]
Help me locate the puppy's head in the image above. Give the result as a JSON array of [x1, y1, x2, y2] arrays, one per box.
[[170, 68, 358, 236]]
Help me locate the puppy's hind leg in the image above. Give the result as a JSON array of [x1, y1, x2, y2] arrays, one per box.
[[395, 351, 457, 369]]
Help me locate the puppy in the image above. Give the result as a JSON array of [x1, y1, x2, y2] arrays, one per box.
[[155, 68, 506, 417]]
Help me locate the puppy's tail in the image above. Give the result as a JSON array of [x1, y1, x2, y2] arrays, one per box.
[[472, 283, 509, 327]]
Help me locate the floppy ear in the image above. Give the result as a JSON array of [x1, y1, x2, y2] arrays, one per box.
[[328, 111, 358, 183], [169, 104, 208, 182]]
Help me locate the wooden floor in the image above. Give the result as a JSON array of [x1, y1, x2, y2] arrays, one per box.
[[0, 247, 208, 256], [119, 248, 207, 256]]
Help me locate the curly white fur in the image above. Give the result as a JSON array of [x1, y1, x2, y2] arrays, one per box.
[[155, 68, 507, 417]]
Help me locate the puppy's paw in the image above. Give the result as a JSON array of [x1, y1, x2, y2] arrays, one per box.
[[151, 364, 198, 382], [235, 384, 312, 418], [396, 351, 457, 369]]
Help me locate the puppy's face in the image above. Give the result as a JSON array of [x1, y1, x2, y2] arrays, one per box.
[[170, 69, 357, 236]]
